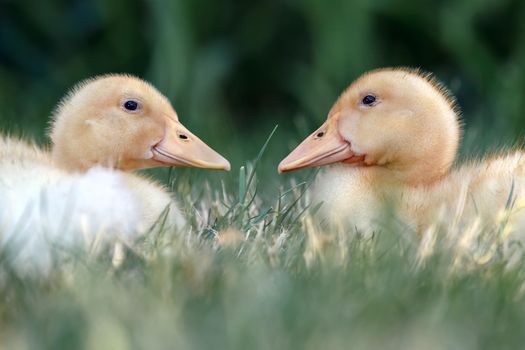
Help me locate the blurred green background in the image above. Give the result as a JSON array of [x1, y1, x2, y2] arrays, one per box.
[[1, 0, 524, 184]]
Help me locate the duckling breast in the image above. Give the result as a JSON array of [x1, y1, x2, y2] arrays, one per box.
[[0, 163, 184, 274], [312, 164, 401, 234]]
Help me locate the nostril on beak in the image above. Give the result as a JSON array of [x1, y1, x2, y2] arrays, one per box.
[[178, 133, 189, 140], [315, 131, 325, 138]]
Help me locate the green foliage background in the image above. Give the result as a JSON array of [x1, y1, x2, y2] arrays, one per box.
[[1, 0, 525, 171]]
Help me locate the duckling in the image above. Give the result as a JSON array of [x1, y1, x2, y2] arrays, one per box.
[[279, 68, 525, 244], [49, 74, 230, 172], [0, 75, 230, 273]]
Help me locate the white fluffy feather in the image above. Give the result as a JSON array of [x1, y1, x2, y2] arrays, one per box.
[[0, 139, 185, 275]]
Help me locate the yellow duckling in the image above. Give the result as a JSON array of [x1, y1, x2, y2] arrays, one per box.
[[279, 68, 525, 242], [49, 74, 230, 172], [0, 75, 230, 273]]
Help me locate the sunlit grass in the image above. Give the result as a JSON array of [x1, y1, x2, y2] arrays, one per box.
[[2, 128, 525, 350]]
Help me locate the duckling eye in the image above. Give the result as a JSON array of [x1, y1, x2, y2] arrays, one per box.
[[123, 100, 140, 112], [362, 95, 377, 106]]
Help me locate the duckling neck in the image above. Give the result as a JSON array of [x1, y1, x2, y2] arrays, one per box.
[[51, 147, 119, 173], [51, 147, 90, 173], [355, 166, 402, 186], [385, 160, 451, 187]]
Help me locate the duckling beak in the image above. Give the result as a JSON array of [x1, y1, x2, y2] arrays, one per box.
[[152, 118, 230, 171], [278, 121, 362, 173]]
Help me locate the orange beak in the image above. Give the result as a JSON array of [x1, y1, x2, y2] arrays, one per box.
[[278, 118, 362, 173], [152, 118, 230, 171]]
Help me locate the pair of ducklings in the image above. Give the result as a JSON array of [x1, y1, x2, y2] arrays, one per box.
[[2, 68, 524, 250]]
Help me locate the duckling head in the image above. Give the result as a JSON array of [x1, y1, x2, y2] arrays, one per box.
[[50, 74, 230, 172], [279, 68, 461, 185]]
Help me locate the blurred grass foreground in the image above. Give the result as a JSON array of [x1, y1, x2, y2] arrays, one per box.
[[2, 132, 525, 349], [2, 0, 525, 349]]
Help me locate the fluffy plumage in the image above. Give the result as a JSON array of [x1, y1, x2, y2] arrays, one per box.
[[281, 68, 525, 251], [49, 74, 229, 172], [0, 138, 184, 274], [0, 73, 230, 274]]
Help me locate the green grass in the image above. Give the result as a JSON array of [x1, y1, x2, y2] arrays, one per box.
[[2, 130, 525, 350]]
